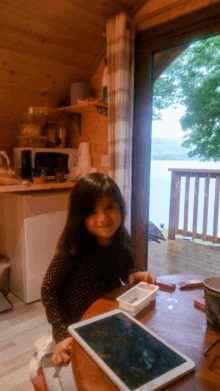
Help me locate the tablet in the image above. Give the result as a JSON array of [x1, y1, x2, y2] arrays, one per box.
[[68, 309, 195, 391]]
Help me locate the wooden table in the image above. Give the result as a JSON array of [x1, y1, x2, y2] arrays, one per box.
[[71, 275, 220, 390]]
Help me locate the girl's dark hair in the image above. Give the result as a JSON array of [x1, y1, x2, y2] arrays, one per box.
[[56, 173, 133, 259]]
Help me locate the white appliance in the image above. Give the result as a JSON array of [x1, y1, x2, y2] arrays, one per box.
[[0, 191, 70, 303], [13, 147, 78, 179], [22, 211, 67, 302], [69, 142, 97, 181]]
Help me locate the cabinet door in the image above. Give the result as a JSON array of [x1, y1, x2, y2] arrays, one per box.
[[24, 211, 67, 302]]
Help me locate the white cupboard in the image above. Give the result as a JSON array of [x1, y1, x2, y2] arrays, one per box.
[[0, 190, 70, 303]]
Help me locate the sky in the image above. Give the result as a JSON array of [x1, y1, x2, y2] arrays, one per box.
[[152, 106, 187, 138]]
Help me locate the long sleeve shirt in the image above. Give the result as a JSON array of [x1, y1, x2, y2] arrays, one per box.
[[41, 244, 140, 343]]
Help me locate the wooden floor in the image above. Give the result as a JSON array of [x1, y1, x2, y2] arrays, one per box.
[[0, 293, 51, 391], [0, 238, 219, 391]]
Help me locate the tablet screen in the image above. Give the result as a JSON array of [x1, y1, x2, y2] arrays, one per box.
[[75, 312, 186, 390]]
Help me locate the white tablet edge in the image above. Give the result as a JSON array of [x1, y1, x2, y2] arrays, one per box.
[[68, 309, 195, 391]]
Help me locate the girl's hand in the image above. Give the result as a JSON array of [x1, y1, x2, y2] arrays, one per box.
[[52, 337, 73, 366], [129, 271, 156, 285]]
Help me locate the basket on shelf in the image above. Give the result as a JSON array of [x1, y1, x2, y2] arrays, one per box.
[[17, 135, 48, 148]]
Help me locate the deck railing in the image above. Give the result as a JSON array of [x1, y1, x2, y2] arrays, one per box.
[[168, 168, 220, 243]]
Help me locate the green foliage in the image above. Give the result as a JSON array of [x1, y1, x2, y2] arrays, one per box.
[[153, 35, 220, 161]]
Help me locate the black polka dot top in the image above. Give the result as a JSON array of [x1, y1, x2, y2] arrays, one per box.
[[41, 244, 140, 343]]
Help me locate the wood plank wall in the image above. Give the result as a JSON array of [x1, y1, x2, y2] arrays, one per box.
[[1, 0, 219, 170], [0, 0, 107, 170], [0, 49, 82, 163], [0, 47, 108, 173], [68, 57, 109, 175]]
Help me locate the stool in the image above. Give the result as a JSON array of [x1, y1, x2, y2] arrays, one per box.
[[0, 257, 12, 313]]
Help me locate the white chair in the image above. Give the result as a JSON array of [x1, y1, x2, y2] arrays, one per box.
[[42, 353, 77, 391]]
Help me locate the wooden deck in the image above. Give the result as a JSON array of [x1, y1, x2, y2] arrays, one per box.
[[148, 238, 220, 277]]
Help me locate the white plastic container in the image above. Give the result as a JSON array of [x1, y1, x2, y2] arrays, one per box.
[[70, 82, 90, 105], [116, 282, 159, 315]]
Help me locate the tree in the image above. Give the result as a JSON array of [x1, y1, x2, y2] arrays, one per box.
[[153, 35, 220, 161]]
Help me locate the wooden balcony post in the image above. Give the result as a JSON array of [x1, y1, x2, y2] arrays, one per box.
[[202, 174, 210, 242], [213, 175, 220, 243], [168, 171, 181, 239], [168, 171, 176, 239], [175, 174, 181, 234], [192, 174, 199, 239], [183, 174, 190, 236]]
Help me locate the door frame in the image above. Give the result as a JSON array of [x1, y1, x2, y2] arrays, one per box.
[[131, 3, 220, 268]]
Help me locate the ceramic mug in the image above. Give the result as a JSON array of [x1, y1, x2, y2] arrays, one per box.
[[55, 170, 65, 183], [203, 276, 220, 332]]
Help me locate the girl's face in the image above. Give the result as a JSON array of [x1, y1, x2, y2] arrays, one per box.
[[84, 194, 121, 246]]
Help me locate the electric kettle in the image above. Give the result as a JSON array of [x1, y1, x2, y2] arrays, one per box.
[[77, 142, 91, 168], [0, 151, 10, 166], [0, 151, 15, 175], [68, 142, 94, 181]]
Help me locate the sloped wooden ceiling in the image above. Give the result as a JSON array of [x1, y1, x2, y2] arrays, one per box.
[[0, 0, 147, 82]]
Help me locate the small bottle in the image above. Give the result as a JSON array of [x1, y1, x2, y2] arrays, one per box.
[[55, 169, 65, 183], [21, 150, 32, 180], [40, 168, 46, 183]]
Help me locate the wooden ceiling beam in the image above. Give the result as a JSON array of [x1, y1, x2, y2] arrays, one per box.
[[131, 0, 151, 18], [153, 45, 188, 81]]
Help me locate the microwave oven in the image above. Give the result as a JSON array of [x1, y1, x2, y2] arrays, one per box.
[[13, 147, 78, 180]]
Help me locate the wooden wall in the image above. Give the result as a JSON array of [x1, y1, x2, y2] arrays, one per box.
[[0, 49, 86, 163], [0, 47, 108, 173], [0, 0, 108, 165], [68, 57, 109, 175], [1, 0, 217, 171]]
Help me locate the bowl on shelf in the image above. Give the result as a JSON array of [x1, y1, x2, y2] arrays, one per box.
[[17, 135, 47, 148], [28, 107, 56, 116]]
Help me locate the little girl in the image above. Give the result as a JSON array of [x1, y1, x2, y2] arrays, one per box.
[[41, 172, 155, 367]]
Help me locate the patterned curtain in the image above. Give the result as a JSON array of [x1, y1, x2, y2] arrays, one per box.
[[106, 12, 135, 232]]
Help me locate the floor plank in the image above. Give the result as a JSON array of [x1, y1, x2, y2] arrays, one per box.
[[0, 364, 34, 391], [0, 294, 50, 391], [148, 238, 220, 277]]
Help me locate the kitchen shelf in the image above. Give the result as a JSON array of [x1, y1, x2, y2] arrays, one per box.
[[56, 99, 108, 115], [0, 181, 76, 193], [56, 99, 108, 135]]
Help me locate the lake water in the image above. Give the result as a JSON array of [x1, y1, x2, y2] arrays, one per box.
[[150, 160, 220, 237]]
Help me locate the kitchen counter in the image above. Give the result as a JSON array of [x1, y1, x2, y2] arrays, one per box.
[[0, 180, 76, 193]]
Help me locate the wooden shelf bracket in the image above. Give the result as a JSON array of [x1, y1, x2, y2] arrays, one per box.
[[94, 105, 108, 117], [56, 99, 108, 133]]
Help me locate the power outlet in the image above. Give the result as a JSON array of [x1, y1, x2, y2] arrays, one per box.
[[101, 155, 110, 167]]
